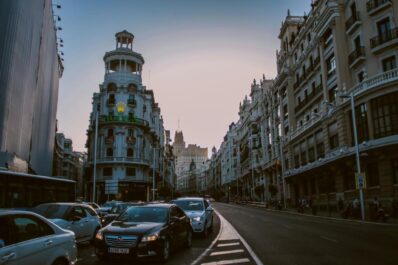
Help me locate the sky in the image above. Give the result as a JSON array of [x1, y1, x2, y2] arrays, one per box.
[[57, 0, 311, 153]]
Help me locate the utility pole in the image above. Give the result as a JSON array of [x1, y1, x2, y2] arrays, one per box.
[[92, 109, 99, 203]]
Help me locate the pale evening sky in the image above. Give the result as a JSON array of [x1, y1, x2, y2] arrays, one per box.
[[56, 0, 311, 154]]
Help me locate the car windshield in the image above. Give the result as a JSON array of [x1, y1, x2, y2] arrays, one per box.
[[102, 202, 115, 208], [110, 204, 128, 214], [116, 207, 168, 223], [34, 204, 69, 219], [173, 200, 204, 211]]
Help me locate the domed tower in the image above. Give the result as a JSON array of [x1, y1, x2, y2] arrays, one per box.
[[87, 31, 164, 202]]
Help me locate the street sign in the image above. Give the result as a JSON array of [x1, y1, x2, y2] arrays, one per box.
[[105, 180, 118, 194], [355, 172, 366, 189]]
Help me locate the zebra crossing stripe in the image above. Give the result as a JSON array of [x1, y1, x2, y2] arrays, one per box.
[[201, 258, 251, 265], [217, 242, 240, 247], [210, 249, 244, 256]]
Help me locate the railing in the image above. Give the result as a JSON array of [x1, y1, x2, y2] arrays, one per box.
[[345, 12, 360, 31], [95, 157, 150, 165], [347, 68, 398, 97], [289, 113, 323, 140], [370, 28, 398, 49], [366, 0, 391, 13], [127, 98, 136, 107], [107, 99, 115, 107], [294, 84, 323, 113], [99, 115, 149, 127], [348, 46, 365, 65], [105, 136, 114, 144]]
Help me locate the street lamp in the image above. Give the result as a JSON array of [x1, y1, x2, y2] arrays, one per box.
[[340, 93, 365, 221], [152, 145, 157, 201]]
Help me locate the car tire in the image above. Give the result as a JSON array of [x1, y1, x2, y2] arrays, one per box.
[[202, 222, 208, 238], [185, 229, 192, 248], [159, 238, 170, 263]]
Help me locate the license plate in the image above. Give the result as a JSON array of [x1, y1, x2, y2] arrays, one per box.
[[108, 247, 130, 254]]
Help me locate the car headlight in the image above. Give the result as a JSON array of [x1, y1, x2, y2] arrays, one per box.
[[95, 231, 103, 240], [192, 216, 201, 222], [141, 232, 159, 242]]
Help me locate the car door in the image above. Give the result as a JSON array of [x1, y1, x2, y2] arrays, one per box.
[[175, 207, 189, 242], [168, 207, 184, 247], [0, 214, 55, 265], [68, 206, 87, 241], [83, 206, 99, 238]]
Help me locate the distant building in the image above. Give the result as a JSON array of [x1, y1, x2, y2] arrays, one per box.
[[53, 133, 86, 197], [86, 31, 174, 202], [0, 0, 63, 175], [172, 131, 208, 192]]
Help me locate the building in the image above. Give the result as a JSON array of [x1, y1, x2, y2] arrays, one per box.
[[53, 133, 86, 197], [206, 0, 398, 215], [86, 31, 174, 202], [172, 131, 208, 192], [0, 0, 63, 175]]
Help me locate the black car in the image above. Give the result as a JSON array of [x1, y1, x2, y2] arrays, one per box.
[[94, 203, 192, 262], [101, 202, 145, 226]]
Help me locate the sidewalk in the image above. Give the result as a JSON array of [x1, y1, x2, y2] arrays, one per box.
[[233, 201, 398, 224]]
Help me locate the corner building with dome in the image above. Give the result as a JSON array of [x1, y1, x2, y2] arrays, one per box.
[[86, 31, 175, 202]]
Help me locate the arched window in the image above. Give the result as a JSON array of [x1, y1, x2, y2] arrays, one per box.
[[127, 148, 134, 157], [127, 83, 137, 93], [107, 83, 117, 92]]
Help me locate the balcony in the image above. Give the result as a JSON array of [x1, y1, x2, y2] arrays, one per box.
[[370, 28, 398, 53], [105, 136, 114, 144], [126, 136, 136, 145], [348, 46, 366, 67], [294, 84, 323, 113], [366, 0, 392, 16], [345, 12, 361, 35], [94, 156, 150, 166], [99, 114, 149, 128], [127, 98, 136, 107], [347, 68, 398, 98], [107, 99, 115, 107]]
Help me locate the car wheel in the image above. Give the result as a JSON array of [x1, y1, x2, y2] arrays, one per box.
[[185, 229, 192, 248], [159, 238, 170, 263], [202, 222, 208, 238]]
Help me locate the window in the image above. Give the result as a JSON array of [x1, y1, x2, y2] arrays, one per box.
[[143, 105, 147, 113], [328, 122, 339, 150], [316, 130, 325, 158], [126, 167, 136, 176], [382, 56, 396, 72], [377, 17, 391, 41], [12, 215, 54, 243], [127, 148, 134, 157], [70, 207, 86, 219], [326, 55, 336, 78], [358, 71, 365, 82], [308, 136, 315, 162], [366, 162, 379, 187], [294, 145, 300, 168], [106, 148, 113, 157], [0, 217, 13, 247], [108, 128, 114, 137], [103, 167, 112, 176], [350, 103, 369, 144], [84, 206, 97, 216], [300, 141, 307, 165], [307, 33, 311, 42], [392, 159, 398, 184], [371, 92, 398, 138], [354, 35, 361, 50], [329, 86, 337, 102]]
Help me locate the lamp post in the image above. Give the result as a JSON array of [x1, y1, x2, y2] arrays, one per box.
[[92, 108, 99, 203], [340, 93, 365, 221], [278, 136, 287, 209], [152, 145, 157, 201]]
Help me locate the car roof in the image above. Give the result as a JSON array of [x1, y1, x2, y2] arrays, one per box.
[[137, 203, 172, 208], [172, 197, 204, 201], [0, 210, 45, 216], [36, 202, 88, 207]]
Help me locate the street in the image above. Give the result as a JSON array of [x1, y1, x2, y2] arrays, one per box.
[[213, 202, 398, 265], [75, 214, 220, 265]]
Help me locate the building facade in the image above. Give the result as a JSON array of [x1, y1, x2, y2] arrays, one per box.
[[86, 31, 174, 202], [172, 131, 208, 192], [205, 0, 398, 214], [0, 0, 63, 175]]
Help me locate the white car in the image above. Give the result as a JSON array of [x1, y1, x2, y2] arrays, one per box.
[[34, 203, 101, 244], [171, 197, 214, 237], [0, 210, 77, 265]]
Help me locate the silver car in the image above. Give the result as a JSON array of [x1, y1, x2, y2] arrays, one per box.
[[0, 210, 77, 265], [171, 197, 214, 237], [34, 203, 101, 244]]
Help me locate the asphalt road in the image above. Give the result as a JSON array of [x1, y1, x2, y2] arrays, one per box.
[[213, 202, 398, 265], [76, 213, 220, 265]]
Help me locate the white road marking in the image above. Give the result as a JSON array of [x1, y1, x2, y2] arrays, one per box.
[[201, 258, 251, 265], [210, 249, 244, 256], [217, 242, 240, 247], [320, 236, 338, 243]]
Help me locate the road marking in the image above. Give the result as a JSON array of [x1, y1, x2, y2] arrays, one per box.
[[210, 249, 244, 256], [320, 236, 338, 243], [217, 242, 240, 247], [201, 258, 251, 265]]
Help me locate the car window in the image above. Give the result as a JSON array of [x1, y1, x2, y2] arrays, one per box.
[[84, 206, 97, 216], [11, 215, 54, 243], [34, 204, 69, 219], [173, 200, 205, 211], [117, 207, 168, 223], [71, 206, 86, 218], [0, 216, 14, 247]]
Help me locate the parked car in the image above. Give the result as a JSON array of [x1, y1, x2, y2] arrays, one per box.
[[171, 197, 214, 237], [101, 202, 145, 226], [0, 210, 77, 265], [33, 203, 101, 244], [94, 203, 192, 262]]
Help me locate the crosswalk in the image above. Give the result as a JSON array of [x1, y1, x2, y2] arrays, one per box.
[[193, 210, 262, 265]]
